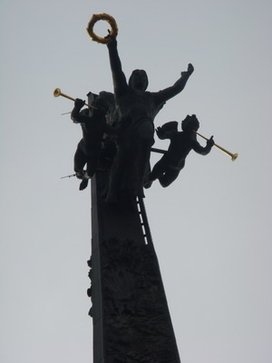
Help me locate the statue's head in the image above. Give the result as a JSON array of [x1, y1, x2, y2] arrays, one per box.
[[129, 69, 149, 91], [181, 115, 199, 132], [92, 92, 110, 114]]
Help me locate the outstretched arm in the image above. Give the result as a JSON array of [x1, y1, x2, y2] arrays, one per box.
[[155, 63, 194, 104], [106, 37, 127, 96], [192, 136, 214, 155]]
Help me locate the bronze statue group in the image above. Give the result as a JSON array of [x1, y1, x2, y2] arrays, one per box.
[[70, 34, 214, 200]]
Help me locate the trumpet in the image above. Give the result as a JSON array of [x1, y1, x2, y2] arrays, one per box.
[[196, 132, 238, 161], [53, 88, 95, 109]]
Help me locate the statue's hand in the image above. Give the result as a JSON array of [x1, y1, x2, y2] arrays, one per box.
[[75, 98, 85, 108], [207, 136, 215, 147], [156, 127, 164, 138], [181, 63, 194, 78], [105, 30, 117, 47], [187, 63, 194, 75]]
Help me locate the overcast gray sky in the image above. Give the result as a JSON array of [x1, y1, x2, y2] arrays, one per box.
[[1, 1, 272, 362]]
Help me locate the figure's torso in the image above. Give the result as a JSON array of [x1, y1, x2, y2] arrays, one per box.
[[81, 112, 107, 147], [165, 132, 196, 166], [115, 89, 163, 124]]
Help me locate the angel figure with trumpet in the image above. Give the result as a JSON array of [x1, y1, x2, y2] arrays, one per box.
[[145, 115, 214, 188], [70, 92, 115, 190]]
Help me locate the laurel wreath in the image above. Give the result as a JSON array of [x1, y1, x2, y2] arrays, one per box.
[[87, 13, 118, 44]]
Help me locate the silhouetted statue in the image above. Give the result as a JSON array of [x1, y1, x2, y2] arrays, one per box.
[[146, 115, 214, 188], [71, 92, 115, 190], [105, 35, 194, 202]]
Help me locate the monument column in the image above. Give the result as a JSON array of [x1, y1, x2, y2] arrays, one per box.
[[88, 171, 181, 363]]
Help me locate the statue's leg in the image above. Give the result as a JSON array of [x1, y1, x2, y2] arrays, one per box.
[[74, 141, 87, 177], [159, 168, 180, 188], [106, 144, 129, 203], [143, 160, 152, 188], [74, 141, 90, 190], [79, 178, 89, 191], [86, 149, 100, 178], [135, 144, 151, 197], [148, 158, 166, 181], [134, 120, 155, 195]]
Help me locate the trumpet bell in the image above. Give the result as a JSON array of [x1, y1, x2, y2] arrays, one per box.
[[53, 88, 61, 97]]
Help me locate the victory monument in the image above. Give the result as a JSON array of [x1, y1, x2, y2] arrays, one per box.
[[54, 12, 238, 363]]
